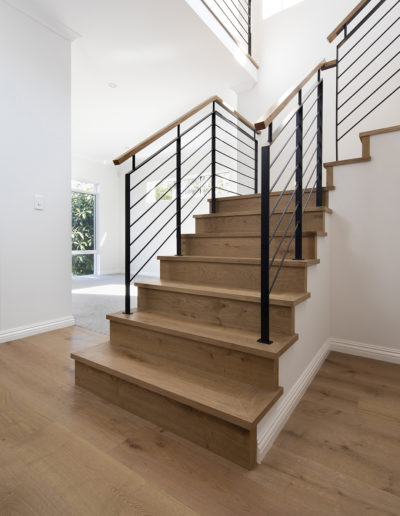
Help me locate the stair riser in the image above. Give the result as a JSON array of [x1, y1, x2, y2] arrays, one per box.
[[196, 211, 325, 234], [182, 234, 317, 259], [76, 361, 257, 469], [138, 287, 295, 335], [110, 320, 277, 389], [160, 260, 307, 293], [209, 191, 329, 213]]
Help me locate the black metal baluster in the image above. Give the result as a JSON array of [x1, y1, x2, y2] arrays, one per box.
[[211, 102, 216, 213], [124, 158, 134, 315], [248, 0, 252, 55], [336, 45, 340, 161], [258, 124, 272, 345], [316, 72, 324, 207], [254, 134, 258, 193], [295, 91, 303, 260], [176, 125, 182, 255]]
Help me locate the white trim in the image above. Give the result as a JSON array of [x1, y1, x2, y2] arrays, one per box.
[[328, 337, 400, 364], [257, 337, 400, 461], [0, 316, 75, 343], [1, 0, 80, 41], [257, 340, 330, 463]]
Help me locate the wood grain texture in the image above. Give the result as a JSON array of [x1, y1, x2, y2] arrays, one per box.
[[113, 97, 258, 165], [1, 330, 400, 514], [327, 0, 371, 43], [255, 60, 326, 130]]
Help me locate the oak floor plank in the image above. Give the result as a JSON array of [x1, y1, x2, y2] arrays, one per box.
[[1, 329, 400, 515]]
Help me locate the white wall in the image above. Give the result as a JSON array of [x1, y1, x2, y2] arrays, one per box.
[[0, 1, 72, 339], [72, 156, 124, 275], [330, 131, 400, 350], [240, 0, 400, 162]]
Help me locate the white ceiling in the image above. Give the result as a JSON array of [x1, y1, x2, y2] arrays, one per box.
[[21, 0, 255, 163]]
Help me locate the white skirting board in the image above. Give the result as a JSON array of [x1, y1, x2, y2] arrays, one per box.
[[0, 316, 75, 343], [257, 337, 400, 462], [328, 337, 400, 364]]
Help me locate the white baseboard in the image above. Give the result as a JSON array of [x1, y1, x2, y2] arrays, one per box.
[[328, 337, 400, 364], [257, 340, 330, 463], [0, 316, 75, 343], [257, 336, 400, 461]]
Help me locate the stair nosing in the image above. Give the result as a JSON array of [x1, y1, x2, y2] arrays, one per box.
[[181, 231, 323, 239], [158, 255, 320, 267], [72, 342, 283, 429], [135, 279, 311, 306], [107, 310, 298, 359], [194, 206, 332, 219], [207, 186, 335, 202]]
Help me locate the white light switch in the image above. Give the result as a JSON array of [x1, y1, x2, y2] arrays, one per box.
[[34, 195, 45, 211]]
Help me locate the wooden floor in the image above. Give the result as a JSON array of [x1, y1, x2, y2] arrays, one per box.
[[1, 327, 400, 515]]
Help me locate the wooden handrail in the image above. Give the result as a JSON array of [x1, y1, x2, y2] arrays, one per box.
[[254, 60, 326, 132], [327, 0, 371, 43], [113, 96, 258, 165]]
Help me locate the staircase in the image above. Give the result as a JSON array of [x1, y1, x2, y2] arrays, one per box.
[[72, 186, 333, 468], [72, 0, 399, 469]]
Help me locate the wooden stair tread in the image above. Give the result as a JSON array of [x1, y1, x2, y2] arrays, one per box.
[[72, 341, 283, 429], [194, 206, 332, 218], [207, 186, 335, 202], [181, 230, 326, 238], [324, 157, 371, 168], [107, 310, 298, 359], [158, 255, 320, 267], [135, 278, 310, 306]]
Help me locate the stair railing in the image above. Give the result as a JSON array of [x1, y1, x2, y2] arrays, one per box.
[[255, 61, 327, 344], [328, 0, 400, 159], [114, 97, 259, 315], [200, 0, 253, 57]]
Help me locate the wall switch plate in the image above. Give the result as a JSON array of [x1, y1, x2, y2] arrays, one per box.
[[34, 195, 45, 210]]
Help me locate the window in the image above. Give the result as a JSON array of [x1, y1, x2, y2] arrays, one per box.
[[145, 172, 234, 204], [71, 181, 97, 276]]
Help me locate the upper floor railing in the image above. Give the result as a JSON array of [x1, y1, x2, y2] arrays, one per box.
[[329, 0, 400, 159], [200, 0, 253, 57]]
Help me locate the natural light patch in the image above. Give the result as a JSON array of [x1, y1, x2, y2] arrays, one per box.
[[263, 0, 304, 20], [72, 284, 128, 296]]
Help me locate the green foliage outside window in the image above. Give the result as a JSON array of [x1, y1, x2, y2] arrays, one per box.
[[72, 192, 95, 275]]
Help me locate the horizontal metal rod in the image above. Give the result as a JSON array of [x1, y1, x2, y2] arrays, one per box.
[[269, 207, 297, 269], [302, 179, 318, 214], [216, 148, 255, 170], [216, 124, 255, 150], [270, 127, 297, 168], [269, 222, 298, 294], [339, 33, 400, 95], [303, 114, 318, 140], [270, 168, 297, 216], [302, 131, 318, 160], [339, 49, 400, 110], [181, 137, 212, 166], [269, 189, 297, 240], [303, 97, 318, 121], [338, 67, 400, 125], [214, 0, 249, 34], [215, 185, 243, 196], [338, 85, 400, 141], [339, 12, 400, 78], [215, 136, 256, 161], [180, 111, 213, 139], [131, 152, 177, 191], [340, 0, 398, 62], [215, 111, 256, 141], [181, 124, 212, 151], [131, 165, 177, 209], [216, 174, 253, 191], [271, 145, 298, 191], [214, 100, 255, 132]]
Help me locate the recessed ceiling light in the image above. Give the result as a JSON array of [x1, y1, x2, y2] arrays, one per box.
[[108, 82, 117, 89]]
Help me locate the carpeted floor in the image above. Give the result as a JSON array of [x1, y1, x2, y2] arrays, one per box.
[[72, 274, 154, 335]]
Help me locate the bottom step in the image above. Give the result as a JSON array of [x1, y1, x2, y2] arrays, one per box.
[[72, 342, 283, 469]]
